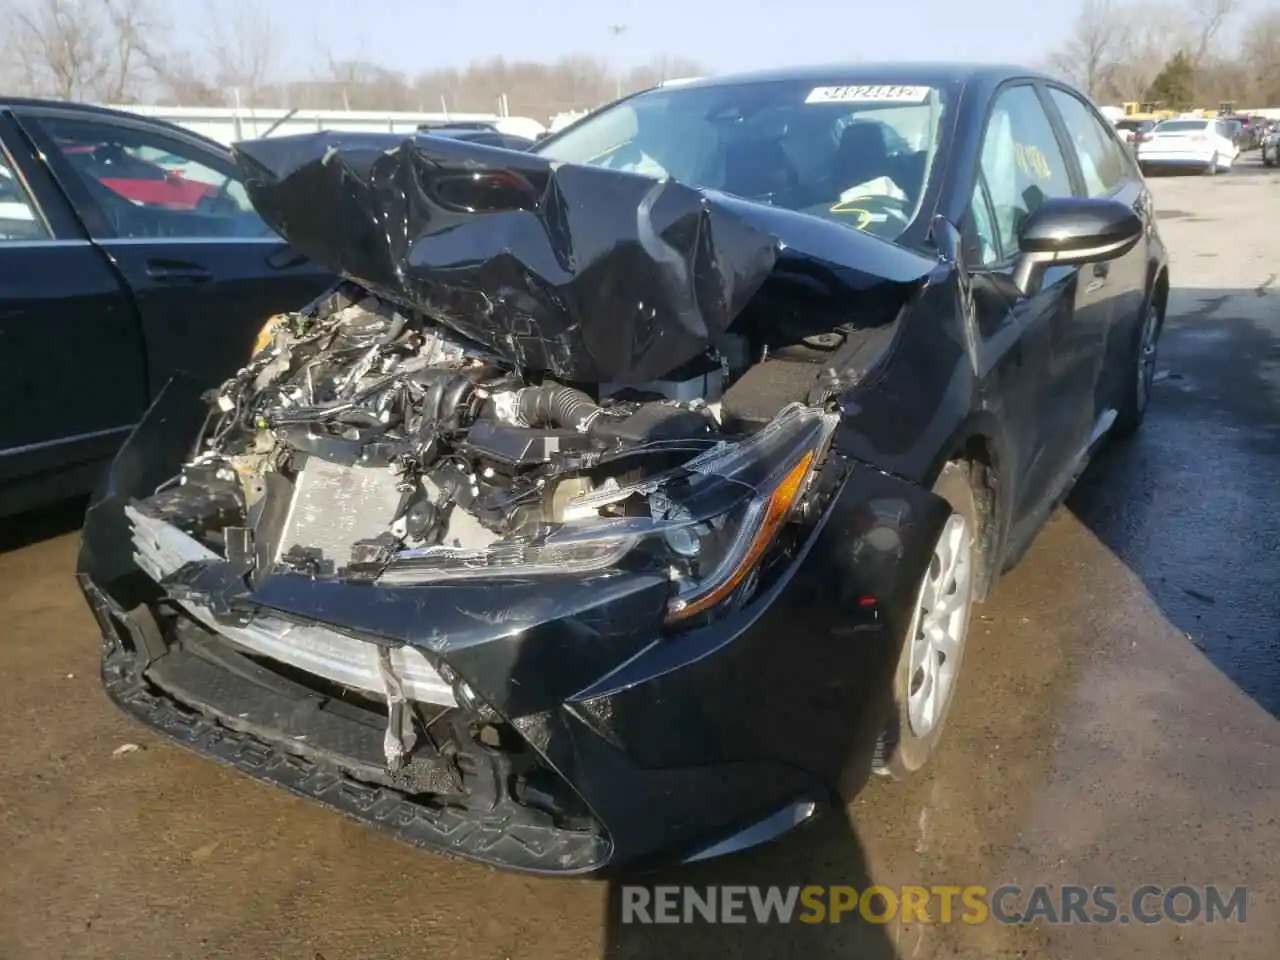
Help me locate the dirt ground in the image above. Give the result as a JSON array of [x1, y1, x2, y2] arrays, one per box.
[[2, 159, 1278, 960]]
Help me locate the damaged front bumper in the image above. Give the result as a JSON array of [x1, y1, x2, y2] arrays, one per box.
[[79, 377, 950, 874]]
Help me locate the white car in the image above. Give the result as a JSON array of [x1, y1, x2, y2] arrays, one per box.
[[1137, 117, 1239, 174]]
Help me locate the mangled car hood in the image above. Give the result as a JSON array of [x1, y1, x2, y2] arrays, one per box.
[[232, 132, 937, 383]]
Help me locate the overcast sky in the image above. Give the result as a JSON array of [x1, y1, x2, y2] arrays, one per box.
[[173, 0, 1265, 80]]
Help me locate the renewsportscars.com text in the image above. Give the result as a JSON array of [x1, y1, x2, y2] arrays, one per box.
[[619, 884, 1248, 926]]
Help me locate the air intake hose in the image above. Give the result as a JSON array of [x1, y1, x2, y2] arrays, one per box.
[[513, 384, 603, 433]]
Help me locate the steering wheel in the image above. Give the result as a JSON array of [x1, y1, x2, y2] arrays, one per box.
[[195, 177, 276, 237], [196, 176, 240, 215]]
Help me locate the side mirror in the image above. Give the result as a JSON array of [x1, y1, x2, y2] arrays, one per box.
[[1012, 196, 1143, 296]]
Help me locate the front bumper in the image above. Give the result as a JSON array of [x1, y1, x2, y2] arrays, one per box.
[[79, 377, 949, 873]]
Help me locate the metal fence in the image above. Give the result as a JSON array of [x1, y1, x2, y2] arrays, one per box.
[[106, 105, 547, 145]]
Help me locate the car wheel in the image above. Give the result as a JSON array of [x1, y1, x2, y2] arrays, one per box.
[[875, 462, 981, 779], [1204, 153, 1219, 175], [1113, 296, 1162, 439]]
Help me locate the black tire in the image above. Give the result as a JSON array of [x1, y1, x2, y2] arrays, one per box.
[[876, 461, 984, 780], [1113, 294, 1162, 439]]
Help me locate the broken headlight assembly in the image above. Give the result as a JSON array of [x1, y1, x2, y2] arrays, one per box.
[[379, 404, 839, 623]]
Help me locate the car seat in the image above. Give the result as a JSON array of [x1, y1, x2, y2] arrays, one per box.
[[831, 121, 893, 190], [721, 138, 798, 202]]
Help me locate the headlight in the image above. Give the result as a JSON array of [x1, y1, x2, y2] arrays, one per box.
[[252, 313, 289, 357], [379, 403, 839, 623]]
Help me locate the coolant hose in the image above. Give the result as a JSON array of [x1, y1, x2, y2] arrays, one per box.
[[514, 384, 602, 432]]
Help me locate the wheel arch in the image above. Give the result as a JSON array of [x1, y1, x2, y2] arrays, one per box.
[[926, 413, 1011, 602], [1149, 263, 1170, 320]]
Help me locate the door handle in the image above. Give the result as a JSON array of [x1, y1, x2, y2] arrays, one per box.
[[145, 259, 213, 283]]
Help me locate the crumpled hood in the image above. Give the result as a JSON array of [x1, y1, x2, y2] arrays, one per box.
[[233, 132, 939, 383], [233, 132, 781, 382]]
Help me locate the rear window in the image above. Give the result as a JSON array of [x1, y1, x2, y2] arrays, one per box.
[[534, 79, 950, 242], [1154, 120, 1209, 132]]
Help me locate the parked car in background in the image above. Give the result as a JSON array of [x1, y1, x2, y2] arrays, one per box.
[[1220, 114, 1258, 150], [415, 121, 536, 151], [1137, 117, 1239, 174], [0, 99, 333, 517], [1226, 118, 1250, 151], [1262, 123, 1280, 167], [1114, 117, 1156, 149], [80, 63, 1168, 874]]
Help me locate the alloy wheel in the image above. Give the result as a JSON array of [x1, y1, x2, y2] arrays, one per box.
[[905, 512, 975, 737], [1136, 302, 1160, 413]]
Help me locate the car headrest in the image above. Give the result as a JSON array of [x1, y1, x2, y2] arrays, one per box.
[[722, 138, 794, 199], [836, 121, 889, 164]]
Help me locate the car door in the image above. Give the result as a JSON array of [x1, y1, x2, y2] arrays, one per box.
[[0, 111, 148, 514], [962, 83, 1090, 529], [1044, 86, 1151, 423], [13, 108, 334, 399]]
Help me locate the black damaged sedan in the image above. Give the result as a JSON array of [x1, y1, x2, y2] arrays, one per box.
[[78, 64, 1167, 874]]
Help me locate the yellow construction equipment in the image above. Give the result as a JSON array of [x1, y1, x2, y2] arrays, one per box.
[[1122, 101, 1176, 121]]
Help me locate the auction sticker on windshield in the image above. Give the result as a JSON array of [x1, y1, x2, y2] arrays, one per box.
[[805, 85, 930, 104]]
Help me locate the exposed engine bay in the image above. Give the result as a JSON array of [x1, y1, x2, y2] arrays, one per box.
[[171, 279, 845, 623]]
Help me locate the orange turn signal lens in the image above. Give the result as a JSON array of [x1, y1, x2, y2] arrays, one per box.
[[666, 450, 815, 622]]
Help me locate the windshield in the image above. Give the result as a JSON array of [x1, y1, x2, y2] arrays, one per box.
[[534, 79, 948, 242], [1155, 120, 1209, 132]]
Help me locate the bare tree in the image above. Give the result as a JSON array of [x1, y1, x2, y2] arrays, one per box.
[[1240, 8, 1280, 104], [1047, 0, 1122, 99], [1105, 1, 1194, 101], [319, 51, 413, 111], [1188, 0, 1238, 64], [205, 0, 278, 106], [7, 0, 111, 100], [1, 0, 160, 102], [102, 0, 161, 103]]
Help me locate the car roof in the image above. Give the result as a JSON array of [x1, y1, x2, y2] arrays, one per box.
[[417, 121, 498, 131], [661, 62, 1054, 91], [0, 96, 230, 152]]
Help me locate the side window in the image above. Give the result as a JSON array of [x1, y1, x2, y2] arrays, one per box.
[[1047, 89, 1128, 197], [0, 149, 49, 241], [32, 115, 267, 240], [979, 85, 1073, 259], [968, 176, 1000, 266]]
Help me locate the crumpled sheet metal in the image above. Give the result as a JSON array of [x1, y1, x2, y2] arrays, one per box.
[[233, 132, 781, 383]]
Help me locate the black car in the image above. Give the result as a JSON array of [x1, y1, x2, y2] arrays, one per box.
[[79, 64, 1168, 875], [416, 121, 536, 151], [0, 100, 332, 516]]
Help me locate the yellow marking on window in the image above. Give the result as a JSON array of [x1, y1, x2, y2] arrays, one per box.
[[827, 202, 874, 229]]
